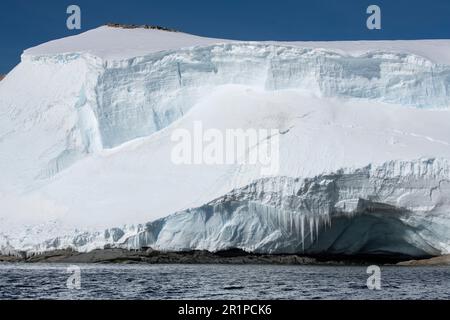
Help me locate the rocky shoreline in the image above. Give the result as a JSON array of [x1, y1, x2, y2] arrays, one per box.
[[0, 248, 329, 265], [1, 248, 447, 265], [396, 254, 450, 266]]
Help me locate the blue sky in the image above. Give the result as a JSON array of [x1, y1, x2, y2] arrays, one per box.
[[1, 0, 450, 73]]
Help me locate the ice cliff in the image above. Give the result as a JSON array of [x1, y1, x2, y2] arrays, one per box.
[[1, 26, 450, 257], [7, 158, 449, 257], [124, 158, 450, 256]]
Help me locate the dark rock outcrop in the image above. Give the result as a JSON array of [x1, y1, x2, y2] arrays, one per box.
[[0, 248, 343, 265], [105, 23, 177, 32], [397, 254, 450, 266]]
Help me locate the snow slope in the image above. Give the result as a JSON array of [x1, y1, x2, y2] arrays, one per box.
[[1, 26, 450, 256]]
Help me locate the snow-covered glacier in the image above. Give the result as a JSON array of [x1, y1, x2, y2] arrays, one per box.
[[1, 26, 450, 257]]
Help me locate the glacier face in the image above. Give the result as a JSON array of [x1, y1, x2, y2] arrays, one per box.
[[6, 158, 449, 257], [95, 158, 450, 256], [27, 43, 450, 149], [134, 158, 449, 256], [1, 27, 450, 257]]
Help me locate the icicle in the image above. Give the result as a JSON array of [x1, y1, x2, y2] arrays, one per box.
[[289, 210, 293, 233], [293, 211, 298, 236], [276, 208, 280, 227], [301, 214, 305, 252], [315, 216, 319, 239]]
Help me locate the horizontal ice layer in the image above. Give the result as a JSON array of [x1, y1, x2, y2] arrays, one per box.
[[4, 158, 449, 257], [94, 44, 450, 148], [24, 26, 450, 64], [127, 158, 450, 256], [17, 42, 450, 149]]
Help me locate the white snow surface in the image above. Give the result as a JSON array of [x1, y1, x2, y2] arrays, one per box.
[[24, 26, 450, 65], [1, 26, 450, 256]]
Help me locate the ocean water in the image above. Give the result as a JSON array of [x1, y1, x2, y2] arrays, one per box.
[[0, 263, 448, 300]]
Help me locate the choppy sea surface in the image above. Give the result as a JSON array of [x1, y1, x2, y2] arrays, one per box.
[[0, 263, 448, 299]]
